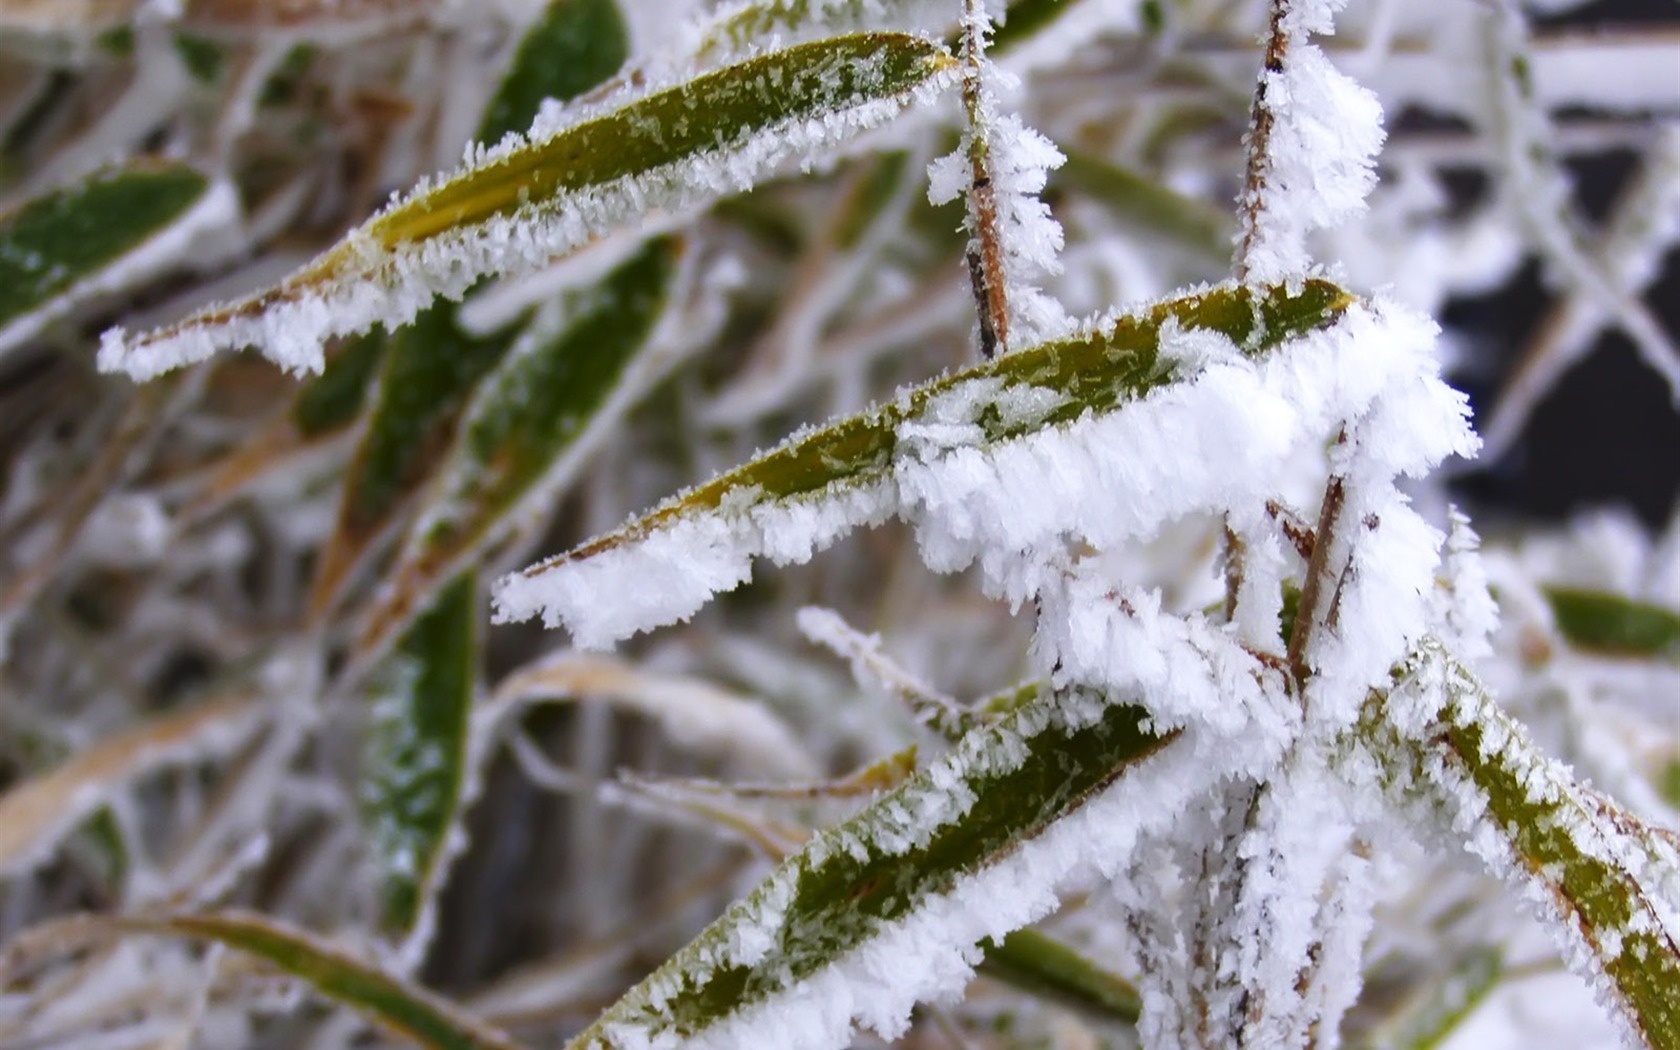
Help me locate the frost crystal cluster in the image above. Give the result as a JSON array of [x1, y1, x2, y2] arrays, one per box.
[[1, 1, 1678, 1050]]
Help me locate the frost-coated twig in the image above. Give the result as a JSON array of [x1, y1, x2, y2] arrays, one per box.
[[958, 0, 1011, 358], [1478, 0, 1680, 428], [1478, 123, 1680, 462]]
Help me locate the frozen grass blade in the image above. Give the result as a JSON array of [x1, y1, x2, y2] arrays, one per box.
[[139, 910, 525, 1050], [362, 572, 477, 949], [1388, 644, 1680, 1049], [565, 685, 1176, 1049], [496, 279, 1352, 645], [0, 161, 231, 356], [1544, 586, 1680, 661], [100, 33, 958, 378]]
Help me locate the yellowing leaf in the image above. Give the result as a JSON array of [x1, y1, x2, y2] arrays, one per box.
[[567, 686, 1176, 1048], [142, 910, 525, 1050]]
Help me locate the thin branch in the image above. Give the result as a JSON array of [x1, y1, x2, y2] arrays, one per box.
[[960, 0, 1010, 358]]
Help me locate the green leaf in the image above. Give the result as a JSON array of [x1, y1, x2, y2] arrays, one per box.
[[526, 279, 1350, 569], [145, 910, 523, 1050], [357, 238, 681, 654], [979, 928, 1142, 1026], [478, 0, 629, 147], [105, 33, 956, 378], [0, 162, 215, 354], [363, 572, 478, 940], [309, 306, 512, 621], [1393, 645, 1680, 1049], [1543, 586, 1680, 661], [566, 685, 1176, 1048]]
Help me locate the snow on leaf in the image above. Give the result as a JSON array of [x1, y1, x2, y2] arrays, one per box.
[[1235, 0, 1385, 283], [564, 683, 1181, 1050], [362, 572, 477, 955], [493, 279, 1353, 648], [1383, 643, 1680, 1050], [136, 909, 526, 1050], [0, 161, 234, 357], [99, 33, 958, 379], [354, 237, 685, 662]]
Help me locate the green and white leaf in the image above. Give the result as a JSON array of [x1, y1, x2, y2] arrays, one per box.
[[362, 572, 478, 961], [0, 161, 234, 356], [99, 32, 958, 379], [495, 278, 1354, 648], [1383, 642, 1680, 1049], [566, 684, 1177, 1050]]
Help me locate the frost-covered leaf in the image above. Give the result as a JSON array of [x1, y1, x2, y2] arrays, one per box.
[[0, 161, 232, 356], [566, 685, 1176, 1049], [363, 572, 477, 944], [1387, 645, 1680, 1049], [144, 910, 524, 1050], [495, 278, 1353, 647], [355, 237, 681, 655], [476, 0, 628, 148], [100, 33, 958, 378], [309, 306, 512, 621], [1544, 586, 1680, 661]]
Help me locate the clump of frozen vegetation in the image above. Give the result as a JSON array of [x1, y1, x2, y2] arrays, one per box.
[[1, 0, 1678, 1049]]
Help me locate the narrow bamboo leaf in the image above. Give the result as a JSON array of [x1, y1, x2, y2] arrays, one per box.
[[979, 929, 1142, 1025], [308, 306, 511, 621], [363, 572, 477, 941], [1056, 149, 1232, 264], [495, 279, 1352, 642], [1393, 645, 1680, 1049], [356, 238, 680, 655], [477, 0, 628, 147], [0, 161, 229, 355], [1544, 586, 1680, 661], [565, 686, 1177, 1049], [101, 33, 957, 379], [146, 910, 524, 1050]]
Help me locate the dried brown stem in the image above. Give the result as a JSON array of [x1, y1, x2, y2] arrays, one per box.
[[960, 0, 1010, 358], [1233, 0, 1291, 282]]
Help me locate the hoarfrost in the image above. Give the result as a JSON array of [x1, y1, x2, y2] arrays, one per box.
[[1237, 0, 1386, 283], [99, 45, 957, 378]]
